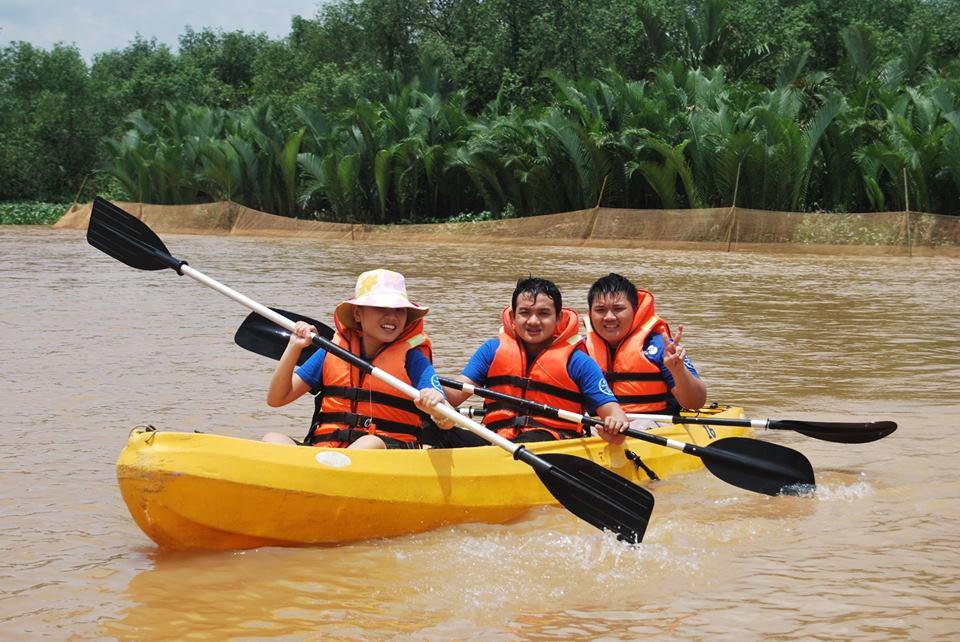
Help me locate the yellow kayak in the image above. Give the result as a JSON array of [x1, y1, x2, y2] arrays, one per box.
[[117, 405, 749, 550]]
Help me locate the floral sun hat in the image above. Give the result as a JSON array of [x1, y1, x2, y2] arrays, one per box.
[[334, 269, 429, 330]]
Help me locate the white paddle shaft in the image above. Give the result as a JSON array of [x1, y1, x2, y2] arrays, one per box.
[[626, 412, 768, 430]]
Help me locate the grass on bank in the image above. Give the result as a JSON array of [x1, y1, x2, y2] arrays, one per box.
[[0, 202, 70, 225]]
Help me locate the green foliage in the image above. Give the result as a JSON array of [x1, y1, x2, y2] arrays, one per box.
[[177, 28, 271, 108], [0, 43, 97, 200], [4, 0, 960, 218], [0, 202, 69, 224], [447, 207, 513, 223]]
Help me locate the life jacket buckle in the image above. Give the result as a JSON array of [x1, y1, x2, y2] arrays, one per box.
[[359, 416, 377, 434]]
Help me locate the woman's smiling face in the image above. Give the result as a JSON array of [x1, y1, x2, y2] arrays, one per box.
[[355, 305, 409, 345]]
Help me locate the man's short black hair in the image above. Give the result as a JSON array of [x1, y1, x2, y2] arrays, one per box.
[[512, 277, 562, 314], [587, 273, 638, 309]]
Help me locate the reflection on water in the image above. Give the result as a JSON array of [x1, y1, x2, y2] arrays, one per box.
[[1, 226, 959, 639]]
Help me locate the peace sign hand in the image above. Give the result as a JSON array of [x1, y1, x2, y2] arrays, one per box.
[[663, 324, 687, 375]]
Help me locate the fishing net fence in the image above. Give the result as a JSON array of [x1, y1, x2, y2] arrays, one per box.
[[55, 201, 960, 256]]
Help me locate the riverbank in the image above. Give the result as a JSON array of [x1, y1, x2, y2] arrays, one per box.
[[51, 200, 960, 257]]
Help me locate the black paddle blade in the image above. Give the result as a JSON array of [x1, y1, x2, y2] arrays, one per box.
[[235, 309, 333, 365], [702, 437, 816, 497], [521, 451, 654, 543], [769, 419, 896, 444], [87, 197, 183, 272]]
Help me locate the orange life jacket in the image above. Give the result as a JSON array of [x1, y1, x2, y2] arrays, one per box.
[[585, 289, 672, 413], [307, 317, 432, 447], [483, 307, 586, 441]]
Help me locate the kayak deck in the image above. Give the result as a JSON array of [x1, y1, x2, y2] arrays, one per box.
[[117, 406, 748, 550]]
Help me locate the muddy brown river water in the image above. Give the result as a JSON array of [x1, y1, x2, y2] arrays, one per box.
[[1, 225, 959, 640]]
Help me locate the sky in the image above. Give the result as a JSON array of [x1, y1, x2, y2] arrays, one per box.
[[0, 0, 325, 62]]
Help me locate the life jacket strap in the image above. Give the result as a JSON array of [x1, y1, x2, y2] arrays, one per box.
[[307, 427, 419, 446], [309, 412, 420, 440], [604, 372, 665, 383], [616, 392, 671, 405], [485, 415, 581, 438], [482, 400, 529, 414], [485, 375, 584, 403], [321, 386, 420, 414]]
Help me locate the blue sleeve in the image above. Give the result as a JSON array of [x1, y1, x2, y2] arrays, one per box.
[[567, 350, 618, 414], [644, 334, 700, 389], [405, 349, 445, 395], [461, 339, 499, 385], [294, 349, 327, 389]]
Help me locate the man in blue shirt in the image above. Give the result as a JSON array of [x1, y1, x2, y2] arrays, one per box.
[[440, 277, 629, 447], [585, 273, 707, 416]]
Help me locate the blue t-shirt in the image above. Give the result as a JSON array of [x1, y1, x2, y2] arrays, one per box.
[[461, 338, 617, 414], [295, 348, 441, 393]]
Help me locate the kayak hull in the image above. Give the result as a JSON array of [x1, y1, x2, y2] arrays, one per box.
[[117, 406, 748, 550]]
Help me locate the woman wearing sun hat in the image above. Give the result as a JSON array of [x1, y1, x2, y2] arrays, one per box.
[[263, 269, 453, 449]]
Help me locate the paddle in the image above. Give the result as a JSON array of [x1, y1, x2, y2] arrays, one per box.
[[232, 307, 328, 365], [624, 413, 896, 444], [437, 378, 816, 497], [87, 196, 654, 543], [233, 310, 814, 496]]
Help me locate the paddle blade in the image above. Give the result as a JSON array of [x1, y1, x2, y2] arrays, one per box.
[[702, 437, 816, 496], [87, 197, 182, 272], [234, 309, 333, 365], [527, 452, 654, 543], [768, 419, 897, 444]]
